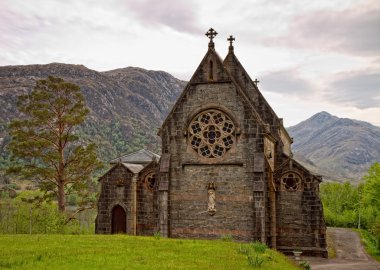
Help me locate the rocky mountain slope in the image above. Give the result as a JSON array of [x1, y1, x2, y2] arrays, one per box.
[[0, 63, 185, 169], [288, 111, 380, 183], [1, 64, 378, 184]]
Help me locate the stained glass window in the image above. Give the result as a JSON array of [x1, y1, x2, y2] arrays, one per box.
[[188, 109, 235, 158]]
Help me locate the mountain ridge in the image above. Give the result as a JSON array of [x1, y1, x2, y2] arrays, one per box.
[[0, 63, 185, 174], [1, 63, 379, 184], [288, 111, 380, 183]]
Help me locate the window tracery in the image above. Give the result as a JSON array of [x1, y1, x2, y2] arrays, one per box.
[[144, 172, 156, 192], [281, 172, 302, 191], [188, 109, 235, 158]]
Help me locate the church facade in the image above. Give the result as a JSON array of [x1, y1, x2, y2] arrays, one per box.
[[96, 29, 327, 257]]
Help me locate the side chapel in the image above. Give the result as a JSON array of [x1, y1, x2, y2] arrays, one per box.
[[96, 28, 327, 257]]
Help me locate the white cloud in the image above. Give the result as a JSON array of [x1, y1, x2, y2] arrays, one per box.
[[0, 0, 379, 126], [326, 69, 380, 109], [262, 2, 380, 57]]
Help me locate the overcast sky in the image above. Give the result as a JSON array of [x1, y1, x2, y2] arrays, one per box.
[[1, 0, 379, 126]]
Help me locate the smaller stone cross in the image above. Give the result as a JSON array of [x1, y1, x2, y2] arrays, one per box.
[[227, 35, 235, 47], [205, 28, 218, 42], [253, 78, 260, 86]]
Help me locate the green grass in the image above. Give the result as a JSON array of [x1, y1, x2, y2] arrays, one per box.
[[326, 228, 337, 258], [0, 235, 300, 269], [355, 229, 380, 262]]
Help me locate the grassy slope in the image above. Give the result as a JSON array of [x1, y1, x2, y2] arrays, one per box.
[[355, 229, 380, 262], [0, 235, 300, 270]]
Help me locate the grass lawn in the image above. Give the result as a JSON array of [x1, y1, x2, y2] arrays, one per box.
[[0, 235, 301, 269]]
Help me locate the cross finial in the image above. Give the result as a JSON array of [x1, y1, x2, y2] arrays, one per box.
[[227, 35, 235, 52], [227, 35, 235, 47], [253, 78, 260, 86], [205, 28, 218, 48]]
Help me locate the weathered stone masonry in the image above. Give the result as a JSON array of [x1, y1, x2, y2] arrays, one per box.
[[96, 29, 327, 257]]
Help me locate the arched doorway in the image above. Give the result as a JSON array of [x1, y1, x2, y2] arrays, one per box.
[[112, 205, 126, 234]]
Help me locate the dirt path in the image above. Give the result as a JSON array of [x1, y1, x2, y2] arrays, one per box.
[[304, 227, 380, 270]]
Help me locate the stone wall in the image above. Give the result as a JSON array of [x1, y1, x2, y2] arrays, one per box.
[[96, 164, 133, 234], [137, 165, 159, 236], [275, 162, 327, 257], [96, 163, 159, 236], [160, 66, 266, 241]]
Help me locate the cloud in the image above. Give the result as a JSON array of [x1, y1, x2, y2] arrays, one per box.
[[121, 0, 201, 34], [262, 3, 380, 57], [325, 69, 380, 109], [260, 69, 316, 97]]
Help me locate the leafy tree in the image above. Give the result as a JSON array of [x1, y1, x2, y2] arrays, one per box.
[[8, 76, 102, 212], [362, 162, 380, 209], [362, 162, 380, 247]]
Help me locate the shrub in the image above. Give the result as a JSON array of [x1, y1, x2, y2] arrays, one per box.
[[153, 231, 161, 240], [299, 260, 311, 270], [220, 234, 233, 242], [251, 241, 268, 253]]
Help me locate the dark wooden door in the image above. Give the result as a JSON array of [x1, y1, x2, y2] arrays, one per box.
[[112, 205, 126, 234]]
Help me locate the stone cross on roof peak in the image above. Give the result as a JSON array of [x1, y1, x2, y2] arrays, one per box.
[[227, 35, 235, 46], [205, 28, 218, 48], [227, 35, 235, 52]]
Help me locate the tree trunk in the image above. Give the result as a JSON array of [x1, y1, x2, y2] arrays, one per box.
[[58, 181, 65, 212]]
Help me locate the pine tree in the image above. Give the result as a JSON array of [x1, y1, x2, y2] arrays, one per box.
[[8, 76, 102, 212]]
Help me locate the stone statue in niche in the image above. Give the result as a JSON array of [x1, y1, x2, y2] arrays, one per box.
[[207, 182, 216, 215]]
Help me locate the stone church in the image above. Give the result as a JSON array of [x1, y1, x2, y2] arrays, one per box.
[[96, 28, 327, 257]]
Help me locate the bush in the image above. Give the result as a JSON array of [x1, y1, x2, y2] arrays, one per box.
[[220, 234, 233, 242], [6, 183, 21, 190], [0, 191, 95, 234], [251, 241, 268, 253], [153, 231, 161, 240], [299, 261, 311, 270]]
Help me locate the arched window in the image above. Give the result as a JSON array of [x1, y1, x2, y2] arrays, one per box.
[[188, 109, 235, 159], [209, 60, 213, 81]]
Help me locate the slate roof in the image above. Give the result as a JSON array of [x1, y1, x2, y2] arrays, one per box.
[[109, 149, 160, 164], [121, 163, 145, 174]]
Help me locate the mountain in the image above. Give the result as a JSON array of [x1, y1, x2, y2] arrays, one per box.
[[288, 111, 380, 183], [1, 64, 379, 184], [0, 63, 185, 178]]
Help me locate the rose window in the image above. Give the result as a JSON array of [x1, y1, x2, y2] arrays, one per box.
[[144, 172, 156, 192], [281, 172, 302, 191], [188, 109, 235, 158]]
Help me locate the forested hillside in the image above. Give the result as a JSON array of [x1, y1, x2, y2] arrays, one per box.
[[0, 64, 185, 183], [1, 64, 379, 185]]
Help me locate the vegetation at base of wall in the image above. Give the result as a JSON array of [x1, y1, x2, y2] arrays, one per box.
[[0, 235, 301, 270], [298, 261, 311, 270], [220, 234, 233, 242], [0, 190, 95, 234], [237, 241, 301, 269], [326, 228, 337, 258], [320, 162, 380, 259], [356, 229, 380, 262]]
